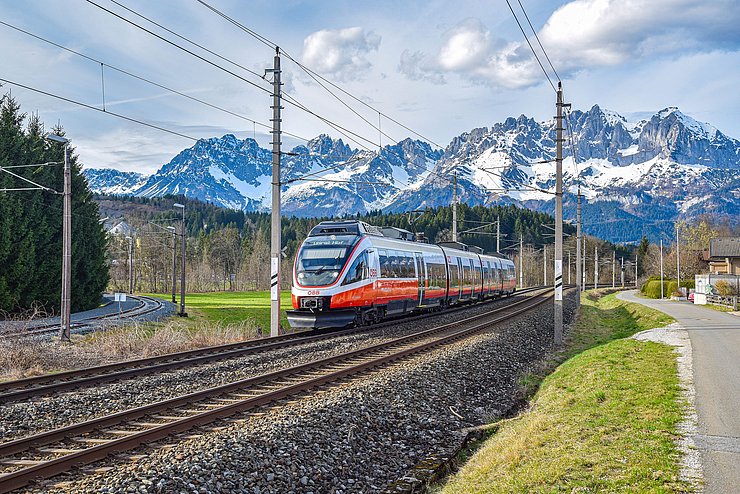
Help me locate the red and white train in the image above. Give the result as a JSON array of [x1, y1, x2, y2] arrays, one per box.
[[288, 220, 516, 329]]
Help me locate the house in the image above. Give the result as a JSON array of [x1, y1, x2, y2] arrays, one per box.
[[708, 238, 740, 275]]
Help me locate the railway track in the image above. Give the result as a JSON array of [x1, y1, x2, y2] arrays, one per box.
[[0, 288, 555, 493], [0, 296, 164, 340], [0, 287, 545, 404]]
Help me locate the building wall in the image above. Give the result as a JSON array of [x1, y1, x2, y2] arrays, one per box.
[[709, 258, 740, 275]]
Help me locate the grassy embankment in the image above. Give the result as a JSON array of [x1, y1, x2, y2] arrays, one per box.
[[440, 290, 692, 493]]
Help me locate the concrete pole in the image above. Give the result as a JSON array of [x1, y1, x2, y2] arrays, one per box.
[[519, 234, 523, 288], [179, 205, 186, 316], [676, 226, 681, 296], [568, 250, 571, 285], [452, 171, 458, 242], [594, 245, 598, 290], [660, 239, 664, 299], [496, 215, 500, 253], [127, 236, 133, 295], [620, 256, 624, 288], [554, 83, 564, 343], [61, 142, 71, 342], [269, 47, 282, 337], [171, 229, 177, 304], [635, 253, 638, 288], [544, 246, 547, 286], [612, 250, 616, 288], [576, 189, 581, 308], [582, 234, 586, 292]]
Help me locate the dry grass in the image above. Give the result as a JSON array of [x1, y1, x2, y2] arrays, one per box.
[[0, 318, 261, 382]]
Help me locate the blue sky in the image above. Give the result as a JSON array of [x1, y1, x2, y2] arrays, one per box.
[[2, 0, 739, 173]]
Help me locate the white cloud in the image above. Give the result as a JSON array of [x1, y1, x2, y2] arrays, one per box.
[[301, 27, 381, 81], [398, 0, 740, 89]]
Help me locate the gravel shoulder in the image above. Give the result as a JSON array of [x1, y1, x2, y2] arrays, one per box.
[[25, 291, 575, 493]]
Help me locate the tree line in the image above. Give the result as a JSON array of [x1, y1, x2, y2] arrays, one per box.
[[0, 94, 108, 315]]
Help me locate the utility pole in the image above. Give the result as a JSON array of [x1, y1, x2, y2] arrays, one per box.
[[568, 250, 571, 285], [519, 234, 523, 288], [554, 82, 566, 344], [126, 235, 133, 295], [594, 245, 598, 290], [660, 239, 664, 299], [635, 253, 638, 288], [612, 250, 616, 288], [452, 171, 458, 242], [620, 256, 625, 288], [676, 226, 681, 296], [169, 226, 177, 304], [543, 245, 547, 285], [268, 47, 282, 337], [582, 234, 586, 292], [174, 203, 186, 316], [496, 215, 500, 253], [576, 188, 582, 307]]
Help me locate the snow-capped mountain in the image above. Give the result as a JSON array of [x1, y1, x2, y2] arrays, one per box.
[[83, 168, 147, 195], [84, 105, 740, 242], [387, 105, 740, 241], [83, 134, 441, 217]]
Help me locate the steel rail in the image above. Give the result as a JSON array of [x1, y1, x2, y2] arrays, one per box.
[[0, 289, 555, 493], [0, 296, 162, 340], [0, 288, 543, 402]]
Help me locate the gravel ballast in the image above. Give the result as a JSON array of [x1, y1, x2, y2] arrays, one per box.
[[0, 292, 538, 442], [27, 290, 577, 493]]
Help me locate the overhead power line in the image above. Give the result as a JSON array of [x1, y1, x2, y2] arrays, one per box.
[[504, 0, 557, 92], [85, 0, 271, 96], [516, 0, 561, 82], [0, 20, 312, 143], [0, 77, 198, 141]]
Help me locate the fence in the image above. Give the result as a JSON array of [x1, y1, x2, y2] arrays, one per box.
[[694, 274, 740, 308]]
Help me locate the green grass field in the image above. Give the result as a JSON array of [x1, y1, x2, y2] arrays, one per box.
[[144, 291, 293, 332], [440, 290, 690, 493]]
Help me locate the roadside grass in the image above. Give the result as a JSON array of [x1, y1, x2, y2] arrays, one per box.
[[699, 302, 736, 313], [439, 289, 691, 494], [144, 290, 293, 331]]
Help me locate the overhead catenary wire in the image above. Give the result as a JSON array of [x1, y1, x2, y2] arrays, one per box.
[[516, 0, 561, 82], [0, 20, 311, 144], [504, 0, 557, 92], [84, 0, 272, 96]]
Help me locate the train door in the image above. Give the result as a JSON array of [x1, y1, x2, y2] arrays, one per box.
[[457, 257, 464, 299], [469, 259, 476, 299], [414, 252, 426, 306]]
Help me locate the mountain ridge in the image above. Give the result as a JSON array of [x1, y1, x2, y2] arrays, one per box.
[[83, 105, 740, 243]]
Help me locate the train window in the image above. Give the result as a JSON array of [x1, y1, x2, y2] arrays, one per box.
[[379, 250, 391, 278], [343, 252, 369, 285]]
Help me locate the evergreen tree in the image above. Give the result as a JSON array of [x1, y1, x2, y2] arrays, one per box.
[[0, 94, 109, 313]]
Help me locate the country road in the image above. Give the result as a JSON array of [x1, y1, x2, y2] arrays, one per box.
[[618, 290, 740, 494]]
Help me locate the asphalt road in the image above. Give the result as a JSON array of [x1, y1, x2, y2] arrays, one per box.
[[619, 290, 740, 494]]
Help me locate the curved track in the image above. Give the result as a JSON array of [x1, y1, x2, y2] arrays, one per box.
[[0, 287, 543, 404], [0, 288, 555, 493], [0, 296, 164, 340]]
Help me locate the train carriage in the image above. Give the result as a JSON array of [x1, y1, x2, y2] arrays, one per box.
[[288, 220, 516, 329]]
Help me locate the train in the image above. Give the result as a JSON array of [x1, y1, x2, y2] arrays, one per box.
[[287, 220, 516, 329]]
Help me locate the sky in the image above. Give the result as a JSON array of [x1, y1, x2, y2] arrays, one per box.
[[1, 0, 739, 174]]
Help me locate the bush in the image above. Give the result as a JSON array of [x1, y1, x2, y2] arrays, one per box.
[[715, 280, 737, 297], [642, 280, 677, 299]]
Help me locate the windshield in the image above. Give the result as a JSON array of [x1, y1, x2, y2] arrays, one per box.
[[296, 235, 358, 286]]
